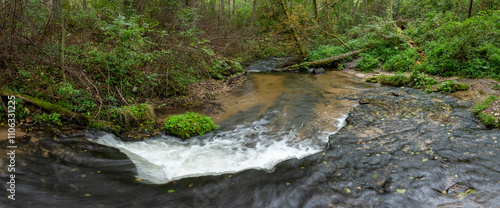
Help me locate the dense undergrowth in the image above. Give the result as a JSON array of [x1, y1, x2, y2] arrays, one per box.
[[1, 0, 499, 132]]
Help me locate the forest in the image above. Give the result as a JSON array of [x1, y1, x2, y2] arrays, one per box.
[[1, 0, 499, 132]]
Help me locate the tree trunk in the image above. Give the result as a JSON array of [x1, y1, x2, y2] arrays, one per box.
[[227, 0, 231, 19], [232, 0, 235, 16], [273, 49, 367, 72], [250, 0, 257, 32], [220, 0, 225, 20], [61, 4, 65, 83], [279, 0, 307, 59], [82, 0, 86, 10], [468, 0, 474, 18], [313, 0, 318, 20]]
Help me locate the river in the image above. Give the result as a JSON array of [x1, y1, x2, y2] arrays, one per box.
[[1, 59, 500, 207]]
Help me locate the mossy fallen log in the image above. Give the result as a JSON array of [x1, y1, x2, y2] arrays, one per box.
[[272, 48, 367, 72], [0, 89, 121, 134]]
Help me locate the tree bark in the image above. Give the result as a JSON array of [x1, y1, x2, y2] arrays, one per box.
[[279, 0, 308, 59], [273, 48, 366, 72], [250, 0, 257, 32], [468, 0, 474, 18], [313, 0, 318, 20], [220, 0, 225, 20]]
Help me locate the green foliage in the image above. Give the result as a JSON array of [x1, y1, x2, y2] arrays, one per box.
[[209, 58, 244, 80], [162, 112, 219, 139], [308, 44, 349, 61], [356, 54, 380, 72], [438, 80, 470, 93], [473, 96, 500, 128], [408, 72, 437, 89], [57, 83, 97, 114], [382, 48, 421, 72], [34, 113, 63, 126], [409, 10, 500, 79]]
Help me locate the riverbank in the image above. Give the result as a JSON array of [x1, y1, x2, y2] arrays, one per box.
[[341, 57, 500, 128]]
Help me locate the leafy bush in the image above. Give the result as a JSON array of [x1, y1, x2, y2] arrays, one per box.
[[408, 72, 437, 89], [34, 113, 63, 126], [162, 112, 219, 139], [382, 48, 421, 72], [410, 10, 500, 79], [308, 44, 349, 61], [356, 54, 380, 72], [57, 83, 97, 114]]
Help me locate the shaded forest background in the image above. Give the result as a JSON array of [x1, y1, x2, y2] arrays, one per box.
[[0, 0, 499, 129]]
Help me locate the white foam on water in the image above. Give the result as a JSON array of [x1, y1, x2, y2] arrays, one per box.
[[93, 116, 348, 184]]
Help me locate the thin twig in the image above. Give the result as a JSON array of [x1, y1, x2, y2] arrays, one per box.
[[115, 86, 129, 106]]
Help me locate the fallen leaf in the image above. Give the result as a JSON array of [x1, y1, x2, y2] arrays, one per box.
[[168, 189, 175, 193], [396, 189, 406, 194]]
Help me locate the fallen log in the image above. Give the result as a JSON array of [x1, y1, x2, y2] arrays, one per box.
[[0, 89, 121, 134], [273, 48, 366, 72]]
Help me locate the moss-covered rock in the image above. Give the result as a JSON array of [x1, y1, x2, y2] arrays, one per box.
[[162, 112, 219, 139], [111, 103, 155, 130], [473, 96, 500, 128], [365, 76, 379, 83]]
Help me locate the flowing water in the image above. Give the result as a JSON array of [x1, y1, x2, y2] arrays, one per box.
[[1, 59, 500, 207]]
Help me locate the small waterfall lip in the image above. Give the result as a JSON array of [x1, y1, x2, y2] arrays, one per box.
[[91, 114, 350, 184]]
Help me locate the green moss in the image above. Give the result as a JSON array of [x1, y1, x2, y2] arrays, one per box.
[[112, 103, 155, 128], [366, 76, 378, 83], [377, 74, 410, 86], [438, 80, 470, 93], [162, 112, 219, 139], [473, 96, 500, 128]]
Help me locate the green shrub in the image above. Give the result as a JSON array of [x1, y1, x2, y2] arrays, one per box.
[[162, 112, 219, 139], [411, 10, 500, 80], [356, 55, 380, 72], [308, 44, 349, 61], [34, 113, 63, 126], [408, 72, 437, 89], [473, 96, 500, 128]]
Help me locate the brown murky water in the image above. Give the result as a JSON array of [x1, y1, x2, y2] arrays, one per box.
[[159, 71, 373, 139]]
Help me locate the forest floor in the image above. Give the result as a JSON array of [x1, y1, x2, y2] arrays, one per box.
[[343, 57, 500, 123]]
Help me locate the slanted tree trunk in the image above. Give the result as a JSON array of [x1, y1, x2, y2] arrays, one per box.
[[273, 49, 366, 72]]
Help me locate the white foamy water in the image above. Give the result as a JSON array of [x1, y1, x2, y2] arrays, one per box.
[[93, 116, 348, 184]]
